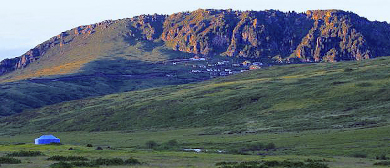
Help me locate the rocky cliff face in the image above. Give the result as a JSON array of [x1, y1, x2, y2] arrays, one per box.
[[294, 10, 384, 62], [2, 9, 390, 76], [161, 9, 313, 59]]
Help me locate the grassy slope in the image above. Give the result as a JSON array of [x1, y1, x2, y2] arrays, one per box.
[[2, 56, 390, 133], [0, 19, 209, 116]]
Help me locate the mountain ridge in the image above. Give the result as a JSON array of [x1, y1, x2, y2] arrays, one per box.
[[1, 9, 390, 80]]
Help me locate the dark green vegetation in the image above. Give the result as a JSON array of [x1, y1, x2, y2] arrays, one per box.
[[0, 157, 21, 164], [47, 155, 88, 161], [228, 142, 276, 155], [374, 161, 390, 166], [49, 157, 141, 168], [6, 150, 44, 157], [216, 159, 329, 168], [3, 56, 390, 133]]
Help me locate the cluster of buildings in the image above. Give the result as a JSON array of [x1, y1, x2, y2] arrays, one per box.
[[171, 55, 265, 78]]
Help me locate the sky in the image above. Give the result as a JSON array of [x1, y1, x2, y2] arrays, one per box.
[[1, 0, 389, 61]]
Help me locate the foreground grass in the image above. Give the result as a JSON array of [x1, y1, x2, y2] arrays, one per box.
[[0, 126, 389, 167], [0, 145, 379, 168]]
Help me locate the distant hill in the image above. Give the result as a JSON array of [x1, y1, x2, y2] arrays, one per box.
[[2, 9, 390, 80], [2, 56, 390, 133], [1, 9, 390, 117]]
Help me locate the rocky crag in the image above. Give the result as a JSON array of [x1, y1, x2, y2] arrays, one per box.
[[1, 9, 390, 76]]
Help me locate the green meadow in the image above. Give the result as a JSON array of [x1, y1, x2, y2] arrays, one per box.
[[2, 54, 390, 167], [0, 126, 389, 167]]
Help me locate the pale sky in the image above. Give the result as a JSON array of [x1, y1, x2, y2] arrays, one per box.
[[0, 0, 389, 60]]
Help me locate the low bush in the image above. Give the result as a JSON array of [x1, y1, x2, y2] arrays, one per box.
[[228, 142, 277, 154], [344, 68, 354, 72], [47, 155, 89, 161], [376, 154, 389, 160], [145, 140, 158, 149], [352, 152, 367, 158], [124, 157, 141, 165], [49, 157, 142, 168], [166, 139, 178, 147], [93, 157, 142, 166], [70, 161, 98, 167], [215, 159, 329, 168], [86, 144, 93, 147], [374, 161, 390, 166], [93, 158, 124, 166], [0, 157, 22, 164], [49, 161, 73, 168], [48, 142, 62, 145], [6, 151, 44, 157]]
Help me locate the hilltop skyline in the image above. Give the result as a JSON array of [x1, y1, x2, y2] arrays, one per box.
[[1, 0, 389, 60]]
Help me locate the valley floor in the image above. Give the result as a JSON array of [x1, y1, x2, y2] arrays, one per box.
[[0, 126, 389, 167]]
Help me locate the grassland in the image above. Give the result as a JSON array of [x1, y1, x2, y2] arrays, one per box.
[[1, 56, 390, 167], [0, 126, 389, 167], [2, 56, 390, 133]]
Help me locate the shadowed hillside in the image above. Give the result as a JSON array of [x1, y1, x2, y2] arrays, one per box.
[[2, 56, 390, 133]]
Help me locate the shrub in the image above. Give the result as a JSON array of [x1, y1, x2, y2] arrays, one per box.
[[93, 158, 124, 166], [14, 143, 26, 145], [125, 157, 141, 165], [376, 154, 389, 160], [0, 157, 21, 164], [215, 159, 328, 168], [47, 155, 89, 161], [374, 161, 390, 166], [263, 160, 280, 167], [228, 142, 277, 154], [48, 142, 62, 145], [50, 161, 73, 168], [247, 142, 264, 151], [265, 143, 276, 150], [145, 140, 158, 149], [86, 144, 93, 147], [166, 139, 178, 147], [344, 68, 354, 72], [6, 151, 44, 157], [352, 152, 367, 158], [70, 161, 98, 167]]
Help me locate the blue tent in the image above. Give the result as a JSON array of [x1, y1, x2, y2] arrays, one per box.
[[35, 135, 60, 145]]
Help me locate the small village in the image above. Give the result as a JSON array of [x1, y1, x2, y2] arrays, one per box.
[[166, 55, 267, 78]]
